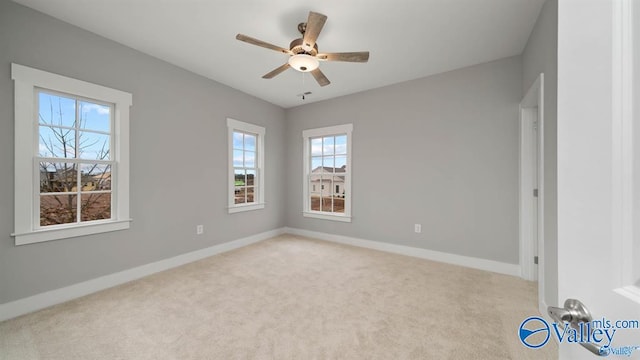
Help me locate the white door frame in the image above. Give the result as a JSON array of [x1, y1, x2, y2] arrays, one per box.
[[613, 0, 640, 300], [519, 74, 545, 307]]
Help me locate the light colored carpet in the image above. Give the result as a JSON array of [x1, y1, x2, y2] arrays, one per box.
[[0, 234, 557, 359]]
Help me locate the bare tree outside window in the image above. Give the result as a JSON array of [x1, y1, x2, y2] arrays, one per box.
[[38, 91, 113, 226]]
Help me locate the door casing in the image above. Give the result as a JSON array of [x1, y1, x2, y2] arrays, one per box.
[[519, 73, 545, 316]]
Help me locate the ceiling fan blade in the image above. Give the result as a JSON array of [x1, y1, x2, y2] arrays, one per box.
[[310, 68, 330, 87], [303, 11, 327, 50], [262, 63, 291, 79], [316, 52, 370, 62], [236, 34, 292, 55]]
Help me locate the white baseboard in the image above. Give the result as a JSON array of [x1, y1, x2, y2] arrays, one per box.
[[0, 228, 285, 322], [1, 227, 521, 322], [284, 227, 521, 277]]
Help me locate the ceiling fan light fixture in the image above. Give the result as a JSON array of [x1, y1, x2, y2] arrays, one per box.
[[288, 54, 319, 72]]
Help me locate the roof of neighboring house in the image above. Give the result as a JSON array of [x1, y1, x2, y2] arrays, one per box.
[[311, 165, 346, 174], [92, 172, 111, 181]]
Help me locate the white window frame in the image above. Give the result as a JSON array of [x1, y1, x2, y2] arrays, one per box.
[[227, 118, 265, 213], [11, 63, 132, 245], [302, 124, 353, 222]]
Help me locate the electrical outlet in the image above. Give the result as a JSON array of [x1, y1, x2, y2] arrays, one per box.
[[196, 225, 204, 235], [414, 224, 421, 233]]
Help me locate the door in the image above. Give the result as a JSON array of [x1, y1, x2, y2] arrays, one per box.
[[556, 0, 640, 358]]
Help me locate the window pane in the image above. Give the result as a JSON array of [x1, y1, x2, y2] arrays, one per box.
[[81, 193, 111, 222], [334, 197, 345, 213], [234, 187, 246, 204], [323, 136, 335, 155], [335, 135, 347, 155], [310, 194, 320, 211], [80, 163, 111, 191], [40, 162, 76, 193], [79, 101, 110, 132], [78, 131, 110, 160], [310, 174, 322, 186], [335, 175, 346, 194], [311, 138, 323, 156], [311, 157, 323, 172], [323, 156, 334, 170], [246, 170, 255, 186], [244, 133, 256, 152], [38, 92, 76, 128], [247, 187, 255, 203], [310, 174, 321, 199], [39, 125, 76, 158], [234, 169, 245, 186], [233, 150, 243, 167], [244, 151, 255, 168], [335, 156, 347, 170], [233, 132, 244, 150], [40, 194, 77, 226], [321, 196, 333, 212]]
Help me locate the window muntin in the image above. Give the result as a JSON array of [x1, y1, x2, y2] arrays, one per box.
[[227, 118, 265, 213], [303, 124, 352, 222], [37, 90, 114, 227]]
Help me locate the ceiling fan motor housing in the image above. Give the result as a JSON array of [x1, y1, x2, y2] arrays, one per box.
[[289, 38, 318, 56]]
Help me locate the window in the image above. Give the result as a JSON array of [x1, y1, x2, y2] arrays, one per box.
[[303, 124, 352, 222], [227, 118, 265, 213], [11, 63, 132, 245]]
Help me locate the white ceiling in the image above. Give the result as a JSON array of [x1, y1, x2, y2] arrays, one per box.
[[12, 0, 546, 108]]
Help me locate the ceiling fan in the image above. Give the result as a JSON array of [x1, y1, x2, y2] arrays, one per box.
[[236, 11, 370, 87]]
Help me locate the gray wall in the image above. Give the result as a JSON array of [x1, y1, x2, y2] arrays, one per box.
[[285, 56, 523, 264], [522, 0, 558, 307], [0, 0, 544, 307], [0, 0, 286, 304]]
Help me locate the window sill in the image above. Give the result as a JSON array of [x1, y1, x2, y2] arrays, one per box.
[[228, 203, 265, 214], [12, 219, 132, 246], [303, 211, 352, 223]]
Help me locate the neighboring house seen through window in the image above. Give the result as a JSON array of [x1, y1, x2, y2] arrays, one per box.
[[11, 63, 132, 245], [303, 124, 352, 222], [227, 118, 265, 213]]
